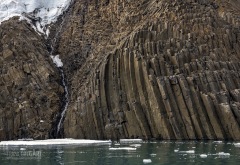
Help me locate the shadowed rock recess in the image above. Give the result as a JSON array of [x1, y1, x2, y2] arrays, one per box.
[[1, 0, 240, 140]]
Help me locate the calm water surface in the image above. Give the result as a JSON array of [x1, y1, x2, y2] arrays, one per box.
[[0, 141, 240, 165]]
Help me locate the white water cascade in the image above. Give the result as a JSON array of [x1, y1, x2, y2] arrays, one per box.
[[49, 13, 70, 137], [56, 68, 69, 136]]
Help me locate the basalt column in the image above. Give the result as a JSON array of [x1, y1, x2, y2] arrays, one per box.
[[63, 0, 240, 140]]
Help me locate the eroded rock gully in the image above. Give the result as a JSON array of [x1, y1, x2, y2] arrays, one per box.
[[1, 0, 240, 140]]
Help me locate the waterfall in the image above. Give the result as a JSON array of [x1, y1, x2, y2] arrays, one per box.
[[48, 11, 70, 138], [24, 0, 74, 138], [56, 69, 69, 136]]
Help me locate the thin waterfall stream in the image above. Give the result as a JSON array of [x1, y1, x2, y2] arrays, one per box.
[[56, 69, 69, 136], [48, 14, 70, 138]]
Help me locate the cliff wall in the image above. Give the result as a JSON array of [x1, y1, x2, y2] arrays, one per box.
[[0, 0, 240, 140], [62, 0, 240, 140]]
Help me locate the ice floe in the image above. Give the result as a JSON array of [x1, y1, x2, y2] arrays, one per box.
[[0, 139, 111, 146], [109, 147, 137, 151], [143, 159, 152, 164], [217, 152, 230, 158], [119, 139, 143, 143], [200, 154, 208, 158], [130, 144, 142, 147], [217, 152, 230, 156], [150, 153, 157, 157], [174, 149, 179, 152], [178, 150, 195, 154], [234, 143, 240, 147]]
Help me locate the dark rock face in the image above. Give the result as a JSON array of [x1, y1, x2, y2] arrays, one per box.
[[62, 0, 240, 140], [0, 18, 63, 140], [1, 0, 240, 140]]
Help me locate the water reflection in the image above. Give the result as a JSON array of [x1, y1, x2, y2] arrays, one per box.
[[0, 141, 240, 165], [56, 147, 64, 165]]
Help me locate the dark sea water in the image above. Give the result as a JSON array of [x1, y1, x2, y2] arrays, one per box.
[[0, 140, 240, 165]]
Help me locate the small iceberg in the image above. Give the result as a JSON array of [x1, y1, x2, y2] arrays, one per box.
[[143, 159, 152, 164], [109, 147, 137, 151], [174, 149, 179, 152], [179, 150, 195, 154], [217, 152, 230, 158], [0, 139, 111, 146], [119, 139, 143, 143], [234, 143, 240, 147], [200, 154, 208, 158], [20, 147, 26, 151], [130, 144, 142, 147], [150, 153, 157, 157], [218, 152, 230, 156]]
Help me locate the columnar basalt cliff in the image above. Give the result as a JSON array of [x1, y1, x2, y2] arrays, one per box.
[[1, 0, 240, 140]]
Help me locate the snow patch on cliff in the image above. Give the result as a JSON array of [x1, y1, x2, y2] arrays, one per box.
[[0, 0, 71, 35], [51, 55, 63, 67]]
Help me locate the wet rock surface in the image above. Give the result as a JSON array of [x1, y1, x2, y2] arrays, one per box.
[[1, 0, 240, 140]]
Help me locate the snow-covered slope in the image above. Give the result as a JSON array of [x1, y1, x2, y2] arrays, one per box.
[[0, 0, 71, 34]]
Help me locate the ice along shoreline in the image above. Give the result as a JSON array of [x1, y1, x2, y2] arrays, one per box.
[[0, 139, 112, 146], [0, 139, 145, 146]]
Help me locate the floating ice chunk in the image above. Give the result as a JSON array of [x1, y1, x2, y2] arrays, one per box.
[[143, 159, 152, 164], [0, 139, 111, 146], [174, 149, 179, 152], [200, 154, 208, 158], [109, 147, 137, 151], [234, 143, 240, 147], [119, 139, 143, 143], [213, 141, 223, 144], [51, 55, 63, 67], [217, 152, 230, 158], [218, 152, 230, 156], [40, 120, 44, 123], [179, 150, 195, 154], [150, 153, 157, 157], [186, 150, 195, 154], [130, 144, 141, 147]]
